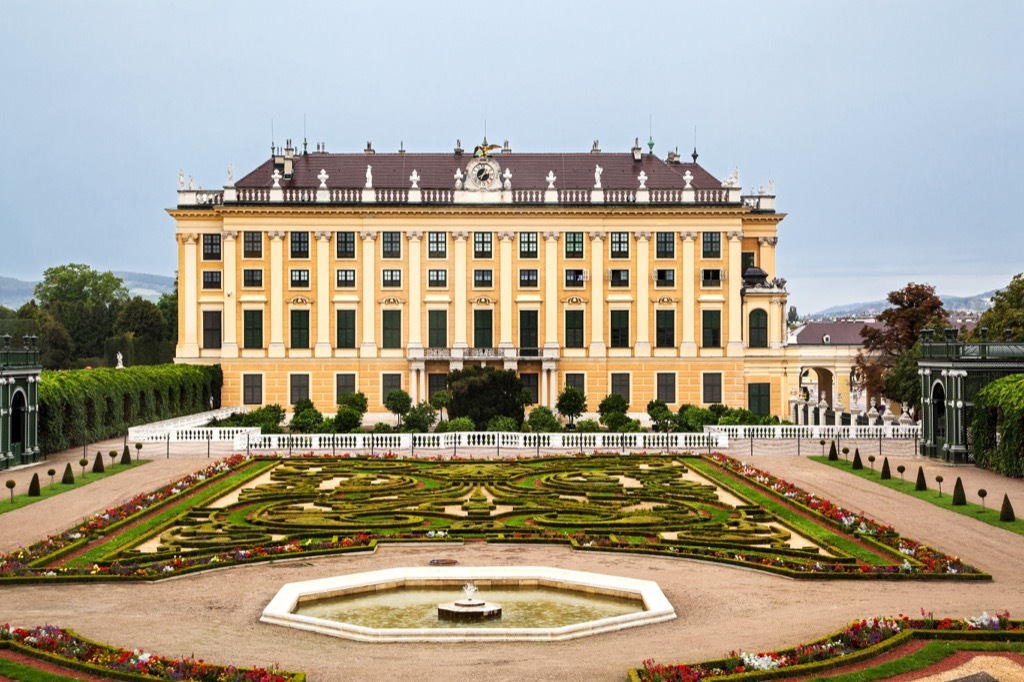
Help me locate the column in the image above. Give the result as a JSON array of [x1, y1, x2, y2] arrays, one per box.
[[267, 231, 286, 358], [498, 231, 515, 351], [758, 236, 777, 276], [726, 231, 744, 355], [769, 296, 783, 349], [221, 231, 238, 356], [314, 231, 333, 357], [589, 231, 606, 356], [634, 231, 651, 356], [679, 232, 697, 356], [180, 233, 199, 357], [360, 230, 378, 356], [452, 231, 469, 349], [542, 232, 560, 354], [407, 231, 424, 355], [540, 366, 548, 408]]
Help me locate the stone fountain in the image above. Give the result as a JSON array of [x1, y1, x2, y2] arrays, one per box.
[[437, 582, 502, 621]]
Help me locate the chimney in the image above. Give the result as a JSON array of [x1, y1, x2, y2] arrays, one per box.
[[364, 141, 375, 155], [631, 137, 642, 162], [454, 139, 464, 156]]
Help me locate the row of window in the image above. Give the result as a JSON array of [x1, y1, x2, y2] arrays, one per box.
[[201, 231, 738, 263], [201, 267, 724, 291], [202, 309, 771, 351], [240, 370, 742, 411]]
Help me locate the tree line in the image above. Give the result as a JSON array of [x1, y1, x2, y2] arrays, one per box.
[[0, 263, 177, 369]]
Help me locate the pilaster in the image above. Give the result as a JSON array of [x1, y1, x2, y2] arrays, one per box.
[[360, 230, 378, 356], [726, 231, 744, 355], [498, 231, 515, 350], [634, 231, 651, 356], [452, 231, 469, 348], [588, 231, 606, 356], [180, 233, 199, 357], [267, 231, 286, 358], [679, 232, 697, 356], [407, 231, 424, 355], [542, 231, 561, 354], [221, 231, 238, 356], [314, 231, 333, 357]]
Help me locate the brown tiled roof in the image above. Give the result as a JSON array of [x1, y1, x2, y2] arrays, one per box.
[[235, 151, 723, 191], [793, 322, 884, 346]]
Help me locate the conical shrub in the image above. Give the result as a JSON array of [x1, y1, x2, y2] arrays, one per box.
[[121, 444, 131, 466], [915, 466, 927, 491], [880, 457, 891, 480], [61, 462, 75, 484], [92, 452, 105, 474], [828, 441, 838, 461], [952, 477, 966, 506], [1000, 494, 1016, 522], [28, 473, 41, 497], [852, 450, 863, 470]]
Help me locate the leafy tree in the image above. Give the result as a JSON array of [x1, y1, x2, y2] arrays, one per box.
[[446, 366, 528, 430], [18, 305, 74, 369], [34, 263, 129, 309], [333, 405, 364, 433], [555, 386, 587, 427], [384, 389, 412, 426], [158, 273, 179, 343], [487, 415, 520, 432], [289, 406, 323, 433], [525, 406, 561, 432], [114, 296, 168, 342], [675, 404, 715, 432], [969, 273, 1024, 342], [403, 401, 437, 433], [856, 283, 948, 401], [575, 418, 601, 433], [429, 389, 451, 422], [337, 391, 369, 418], [885, 341, 924, 412], [598, 393, 629, 427], [646, 400, 673, 432], [447, 416, 475, 432]]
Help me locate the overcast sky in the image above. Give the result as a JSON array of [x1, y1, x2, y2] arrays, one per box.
[[2, 1, 1021, 313]]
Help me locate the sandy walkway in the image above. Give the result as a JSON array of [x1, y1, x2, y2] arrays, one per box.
[[2, 441, 1023, 681]]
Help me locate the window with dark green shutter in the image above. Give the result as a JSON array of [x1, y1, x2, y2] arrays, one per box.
[[565, 310, 584, 348], [336, 310, 356, 349], [749, 309, 768, 348], [655, 310, 674, 348], [382, 310, 402, 349], [610, 310, 630, 348], [474, 310, 492, 348], [290, 310, 309, 349], [243, 310, 263, 349], [748, 382, 771, 417], [428, 310, 447, 348], [702, 310, 721, 348]]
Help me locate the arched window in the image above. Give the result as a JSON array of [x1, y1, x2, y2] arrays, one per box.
[[749, 309, 768, 348]]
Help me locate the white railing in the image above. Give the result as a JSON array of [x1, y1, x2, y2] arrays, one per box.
[[127, 407, 248, 441], [232, 430, 727, 453], [604, 189, 635, 203], [283, 188, 317, 202], [703, 424, 920, 441], [557, 188, 590, 203]]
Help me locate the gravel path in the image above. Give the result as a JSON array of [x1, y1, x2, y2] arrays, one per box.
[[2, 441, 1023, 681]]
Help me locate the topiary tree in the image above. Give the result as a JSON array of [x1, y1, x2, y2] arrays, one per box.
[[575, 418, 600, 433], [599, 393, 629, 430], [868, 454, 876, 471], [1000, 493, 1016, 522], [915, 466, 927, 491], [92, 451, 105, 474], [602, 411, 631, 433], [62, 462, 75, 484], [289, 406, 324, 434], [28, 473, 41, 497], [827, 441, 838, 461], [121, 444, 131, 465], [79, 457, 88, 477], [842, 446, 850, 461], [384, 389, 412, 427], [935, 474, 944, 496], [5, 480, 13, 502], [47, 468, 56, 488], [525, 406, 561, 433], [880, 457, 891, 480], [820, 439, 827, 456], [555, 386, 587, 428], [851, 450, 863, 470], [979, 488, 988, 509], [897, 464, 906, 481], [952, 477, 966, 506], [372, 421, 392, 434], [337, 391, 368, 418], [429, 389, 451, 423], [135, 442, 143, 456], [109, 450, 118, 468]]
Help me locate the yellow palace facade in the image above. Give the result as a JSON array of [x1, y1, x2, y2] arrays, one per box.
[[171, 139, 810, 421]]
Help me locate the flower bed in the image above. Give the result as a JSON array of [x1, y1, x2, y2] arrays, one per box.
[[0, 624, 304, 682], [631, 612, 1019, 681]]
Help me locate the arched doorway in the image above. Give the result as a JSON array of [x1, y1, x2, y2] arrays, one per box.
[[930, 382, 946, 447], [10, 389, 26, 455]]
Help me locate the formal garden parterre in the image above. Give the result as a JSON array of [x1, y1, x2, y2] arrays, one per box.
[[0, 452, 983, 582]]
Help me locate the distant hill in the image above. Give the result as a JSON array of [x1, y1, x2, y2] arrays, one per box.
[[0, 272, 175, 309], [812, 291, 997, 319]]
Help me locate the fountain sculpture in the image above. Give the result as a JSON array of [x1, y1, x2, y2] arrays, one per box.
[[437, 582, 502, 621]]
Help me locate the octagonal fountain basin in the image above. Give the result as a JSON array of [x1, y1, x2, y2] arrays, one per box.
[[260, 566, 675, 642]]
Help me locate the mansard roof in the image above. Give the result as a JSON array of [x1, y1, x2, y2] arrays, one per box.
[[235, 150, 723, 191]]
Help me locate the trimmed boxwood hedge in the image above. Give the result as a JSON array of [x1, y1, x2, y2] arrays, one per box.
[[38, 364, 222, 454]]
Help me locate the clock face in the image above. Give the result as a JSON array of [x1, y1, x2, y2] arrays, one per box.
[[468, 159, 500, 189]]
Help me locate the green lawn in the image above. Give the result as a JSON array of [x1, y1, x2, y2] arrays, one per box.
[[1, 459, 150, 515], [810, 455, 1024, 536], [807, 640, 1024, 682], [0, 656, 85, 682]]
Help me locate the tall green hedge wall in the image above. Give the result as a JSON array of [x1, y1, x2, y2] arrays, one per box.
[[971, 373, 1024, 477], [38, 364, 223, 454]]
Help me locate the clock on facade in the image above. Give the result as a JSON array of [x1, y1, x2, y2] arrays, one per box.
[[467, 157, 501, 190]]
